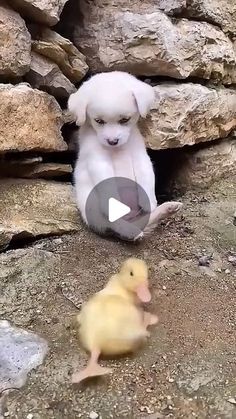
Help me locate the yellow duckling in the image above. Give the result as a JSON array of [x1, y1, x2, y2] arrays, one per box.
[[72, 258, 158, 384]]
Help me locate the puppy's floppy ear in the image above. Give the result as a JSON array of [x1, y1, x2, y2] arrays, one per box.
[[131, 79, 156, 118], [68, 83, 90, 126]]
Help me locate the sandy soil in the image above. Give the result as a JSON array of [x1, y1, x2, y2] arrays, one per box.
[[0, 177, 235, 419]]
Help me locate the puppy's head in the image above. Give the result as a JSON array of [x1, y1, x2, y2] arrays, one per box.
[[68, 71, 155, 148]]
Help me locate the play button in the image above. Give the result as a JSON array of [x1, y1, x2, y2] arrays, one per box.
[[85, 177, 151, 241], [108, 198, 131, 222]]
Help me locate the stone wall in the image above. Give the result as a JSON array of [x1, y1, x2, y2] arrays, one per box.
[[0, 0, 236, 250]]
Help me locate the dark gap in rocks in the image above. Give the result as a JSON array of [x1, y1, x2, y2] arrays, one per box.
[[0, 151, 75, 182], [7, 232, 67, 251], [55, 0, 81, 42], [148, 137, 230, 202], [1, 151, 75, 165], [0, 76, 23, 85], [138, 75, 224, 88], [61, 123, 79, 158], [147, 148, 184, 203], [147, 139, 215, 202]]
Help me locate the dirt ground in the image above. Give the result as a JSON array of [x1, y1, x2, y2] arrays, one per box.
[[0, 176, 235, 419]]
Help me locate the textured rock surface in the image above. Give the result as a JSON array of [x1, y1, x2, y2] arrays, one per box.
[[157, 0, 236, 35], [31, 28, 88, 83], [141, 83, 236, 150], [184, 1, 236, 36], [1, 178, 236, 418], [0, 4, 31, 77], [0, 320, 48, 392], [25, 52, 76, 99], [173, 138, 236, 190], [8, 0, 69, 26], [0, 83, 66, 152], [157, 0, 186, 14], [75, 1, 236, 82], [0, 161, 72, 179], [0, 179, 79, 250]]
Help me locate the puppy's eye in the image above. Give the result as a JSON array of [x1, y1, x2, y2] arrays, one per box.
[[130, 270, 134, 277], [95, 118, 105, 125], [119, 117, 130, 124]]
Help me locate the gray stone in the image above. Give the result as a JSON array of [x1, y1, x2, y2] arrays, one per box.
[[184, 1, 236, 36], [141, 83, 236, 149], [0, 4, 31, 77], [156, 0, 236, 36], [157, 0, 185, 14], [8, 0, 69, 26], [75, 1, 236, 83], [31, 28, 88, 83], [0, 320, 48, 392], [25, 52, 76, 99]]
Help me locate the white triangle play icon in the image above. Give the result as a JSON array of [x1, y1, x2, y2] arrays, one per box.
[[108, 197, 131, 223]]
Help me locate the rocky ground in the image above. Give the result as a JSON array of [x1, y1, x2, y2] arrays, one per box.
[[0, 176, 235, 419]]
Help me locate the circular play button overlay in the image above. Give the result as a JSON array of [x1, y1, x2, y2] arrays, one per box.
[[85, 177, 151, 240]]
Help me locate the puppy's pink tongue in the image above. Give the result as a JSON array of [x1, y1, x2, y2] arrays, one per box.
[[136, 284, 151, 303]]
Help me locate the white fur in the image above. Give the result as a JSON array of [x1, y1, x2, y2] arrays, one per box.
[[68, 71, 182, 240]]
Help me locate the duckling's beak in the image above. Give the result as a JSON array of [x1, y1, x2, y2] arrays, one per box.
[[136, 283, 151, 303]]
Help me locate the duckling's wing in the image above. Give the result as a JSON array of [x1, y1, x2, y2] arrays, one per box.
[[79, 295, 146, 353]]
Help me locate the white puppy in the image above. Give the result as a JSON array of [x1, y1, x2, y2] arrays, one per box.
[[68, 71, 182, 240]]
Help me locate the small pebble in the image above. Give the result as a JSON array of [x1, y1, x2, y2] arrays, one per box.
[[225, 269, 230, 274], [228, 255, 236, 266], [162, 285, 167, 290], [227, 397, 236, 405], [198, 255, 212, 267], [89, 412, 99, 419], [4, 412, 9, 417], [53, 238, 63, 245], [27, 414, 34, 419]]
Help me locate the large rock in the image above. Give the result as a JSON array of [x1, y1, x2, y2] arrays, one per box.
[[31, 28, 88, 83], [8, 0, 69, 26], [0, 4, 31, 77], [172, 138, 236, 190], [75, 1, 236, 82], [183, 1, 236, 36], [157, 1, 236, 35], [0, 84, 67, 153], [0, 320, 48, 392], [141, 83, 236, 150], [0, 179, 79, 251], [25, 52, 76, 99]]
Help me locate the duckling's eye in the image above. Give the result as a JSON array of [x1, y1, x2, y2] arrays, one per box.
[[95, 118, 105, 125], [119, 117, 130, 124], [130, 270, 134, 276]]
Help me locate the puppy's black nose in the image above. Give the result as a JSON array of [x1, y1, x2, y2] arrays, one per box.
[[107, 138, 119, 146]]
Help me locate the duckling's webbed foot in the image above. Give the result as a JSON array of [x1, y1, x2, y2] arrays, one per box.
[[143, 312, 158, 329], [71, 349, 112, 384]]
